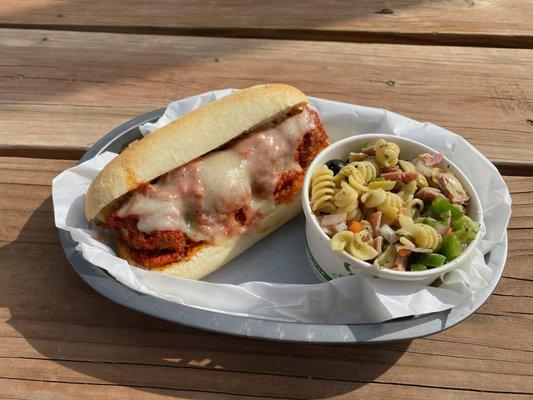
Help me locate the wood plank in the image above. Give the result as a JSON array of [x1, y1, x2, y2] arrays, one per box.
[[0, 356, 531, 398], [0, 332, 531, 392], [493, 276, 533, 298], [0, 29, 532, 167], [0, 156, 532, 397], [0, 378, 277, 400], [505, 176, 533, 228], [0, 0, 531, 48], [479, 293, 533, 319], [1, 379, 529, 400]]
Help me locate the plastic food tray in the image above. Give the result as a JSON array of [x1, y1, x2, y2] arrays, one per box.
[[58, 109, 507, 343]]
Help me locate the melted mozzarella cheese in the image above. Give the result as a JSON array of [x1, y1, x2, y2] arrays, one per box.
[[198, 151, 251, 214], [117, 108, 316, 243]]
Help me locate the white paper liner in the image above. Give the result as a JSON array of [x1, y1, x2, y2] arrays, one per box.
[[52, 89, 511, 324]]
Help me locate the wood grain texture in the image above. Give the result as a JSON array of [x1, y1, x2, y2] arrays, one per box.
[[0, 0, 531, 47], [0, 29, 532, 168], [0, 156, 531, 399]]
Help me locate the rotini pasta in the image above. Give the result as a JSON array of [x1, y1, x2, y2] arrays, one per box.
[[398, 159, 414, 172], [401, 181, 417, 203], [397, 214, 441, 250], [335, 164, 368, 193], [373, 244, 396, 269], [347, 207, 363, 221], [369, 180, 396, 191], [350, 161, 377, 183], [310, 165, 336, 214], [406, 198, 424, 217], [311, 138, 479, 271], [360, 189, 403, 220], [331, 230, 378, 261], [375, 139, 400, 168], [334, 181, 358, 208], [334, 181, 361, 220], [400, 178, 424, 217], [360, 220, 373, 234], [330, 230, 354, 251]]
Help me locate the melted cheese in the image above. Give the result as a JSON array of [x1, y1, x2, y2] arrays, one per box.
[[117, 108, 316, 243]]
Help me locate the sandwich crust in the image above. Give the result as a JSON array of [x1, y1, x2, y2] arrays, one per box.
[[85, 84, 308, 221]]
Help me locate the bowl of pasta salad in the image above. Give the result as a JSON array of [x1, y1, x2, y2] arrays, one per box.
[[302, 134, 483, 283]]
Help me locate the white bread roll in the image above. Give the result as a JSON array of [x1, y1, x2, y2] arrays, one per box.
[[85, 84, 320, 279]]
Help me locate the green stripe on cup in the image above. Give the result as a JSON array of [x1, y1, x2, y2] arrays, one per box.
[[305, 241, 332, 282], [344, 262, 354, 275]]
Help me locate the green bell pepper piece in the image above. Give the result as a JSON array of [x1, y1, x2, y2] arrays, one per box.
[[454, 227, 477, 244], [409, 263, 428, 271], [418, 253, 446, 268], [452, 216, 480, 244], [453, 216, 480, 232], [440, 234, 464, 260], [431, 198, 463, 219], [361, 140, 372, 149], [453, 218, 470, 231]]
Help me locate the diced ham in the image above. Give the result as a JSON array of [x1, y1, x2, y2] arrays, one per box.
[[436, 224, 450, 235], [373, 236, 383, 256], [381, 166, 401, 174], [392, 251, 410, 271], [362, 146, 376, 155], [422, 153, 443, 166], [441, 227, 453, 237], [381, 171, 402, 181], [401, 171, 418, 183], [415, 187, 446, 202], [368, 211, 382, 237], [436, 172, 470, 203], [413, 154, 441, 177]]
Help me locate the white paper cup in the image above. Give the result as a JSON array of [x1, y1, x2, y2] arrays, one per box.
[[302, 134, 483, 284]]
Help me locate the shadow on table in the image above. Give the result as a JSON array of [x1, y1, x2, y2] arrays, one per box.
[[1, 198, 411, 398]]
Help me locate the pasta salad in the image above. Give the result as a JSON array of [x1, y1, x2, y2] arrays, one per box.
[[309, 138, 480, 272]]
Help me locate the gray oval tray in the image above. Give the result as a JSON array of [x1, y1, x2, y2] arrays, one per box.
[[58, 109, 507, 343]]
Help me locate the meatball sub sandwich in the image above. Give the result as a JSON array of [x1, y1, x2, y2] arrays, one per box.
[[85, 84, 329, 279]]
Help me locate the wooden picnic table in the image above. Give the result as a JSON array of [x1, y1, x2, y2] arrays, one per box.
[[1, 1, 532, 398]]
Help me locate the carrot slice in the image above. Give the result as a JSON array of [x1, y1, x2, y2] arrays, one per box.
[[398, 248, 412, 257], [349, 221, 362, 233]]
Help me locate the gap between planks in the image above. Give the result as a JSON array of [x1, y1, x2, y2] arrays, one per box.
[[0, 24, 532, 49]]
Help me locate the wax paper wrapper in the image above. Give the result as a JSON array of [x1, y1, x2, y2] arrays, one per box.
[[52, 89, 511, 324]]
